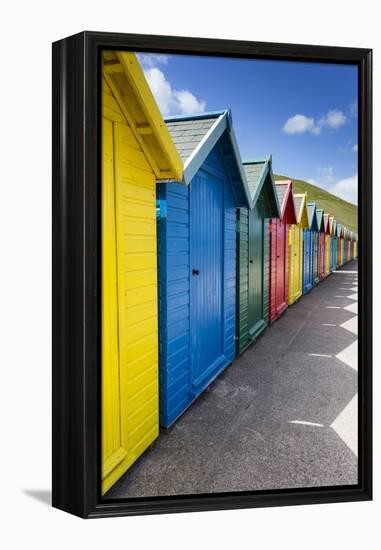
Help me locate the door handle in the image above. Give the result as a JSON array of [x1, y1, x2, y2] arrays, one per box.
[[249, 259, 253, 263], [192, 269, 200, 276]]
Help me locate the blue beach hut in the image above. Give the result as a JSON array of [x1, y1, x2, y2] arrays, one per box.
[[303, 201, 319, 294], [156, 111, 252, 428]]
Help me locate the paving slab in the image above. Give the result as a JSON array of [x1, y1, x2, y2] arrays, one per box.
[[105, 260, 358, 499]]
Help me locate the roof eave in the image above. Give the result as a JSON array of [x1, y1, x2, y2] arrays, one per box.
[[181, 110, 251, 209], [104, 52, 183, 182], [244, 157, 281, 217]]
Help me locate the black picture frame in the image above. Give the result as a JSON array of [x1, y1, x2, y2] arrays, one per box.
[[52, 31, 372, 519]]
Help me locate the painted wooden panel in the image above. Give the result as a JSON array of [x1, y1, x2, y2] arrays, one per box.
[[248, 205, 264, 335], [319, 232, 326, 279], [288, 225, 303, 304], [191, 170, 224, 385], [269, 218, 288, 322], [158, 147, 238, 428], [263, 219, 271, 324], [302, 229, 314, 294], [346, 240, 351, 263], [311, 231, 319, 286], [236, 163, 277, 355], [102, 117, 124, 486], [102, 73, 164, 495], [237, 208, 250, 353], [102, 118, 160, 495], [325, 234, 331, 276]]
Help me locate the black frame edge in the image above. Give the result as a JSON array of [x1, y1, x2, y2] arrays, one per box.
[[52, 33, 91, 518], [52, 31, 372, 519]]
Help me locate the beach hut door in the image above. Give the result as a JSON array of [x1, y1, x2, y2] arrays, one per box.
[[304, 230, 311, 288], [190, 172, 224, 388], [248, 206, 264, 333], [275, 220, 285, 312]]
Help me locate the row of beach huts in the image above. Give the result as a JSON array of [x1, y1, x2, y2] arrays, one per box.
[[101, 51, 358, 493]]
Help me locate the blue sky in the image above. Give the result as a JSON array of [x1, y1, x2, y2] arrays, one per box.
[[138, 53, 358, 204]]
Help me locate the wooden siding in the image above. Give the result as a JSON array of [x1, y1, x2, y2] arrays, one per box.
[[263, 219, 270, 324], [102, 78, 159, 495], [237, 208, 250, 353], [158, 146, 238, 428], [325, 234, 331, 276], [288, 225, 303, 304], [236, 212, 270, 355], [157, 182, 191, 427]]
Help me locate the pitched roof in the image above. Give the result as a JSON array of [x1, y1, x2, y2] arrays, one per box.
[[306, 202, 319, 231], [102, 51, 182, 181], [328, 216, 334, 235], [316, 208, 325, 232], [275, 180, 297, 223], [323, 213, 331, 234], [293, 193, 309, 228], [242, 157, 281, 218], [165, 116, 217, 163], [336, 223, 343, 237], [165, 111, 251, 207]]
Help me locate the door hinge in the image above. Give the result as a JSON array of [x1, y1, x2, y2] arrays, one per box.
[[156, 199, 167, 219]]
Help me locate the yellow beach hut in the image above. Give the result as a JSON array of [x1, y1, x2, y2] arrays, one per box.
[[288, 193, 309, 305], [101, 51, 182, 494]]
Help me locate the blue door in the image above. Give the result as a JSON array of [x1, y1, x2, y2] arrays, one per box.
[[190, 170, 224, 389], [303, 230, 312, 294]]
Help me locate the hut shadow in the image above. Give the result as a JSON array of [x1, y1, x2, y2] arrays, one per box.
[[23, 489, 51, 506], [107, 265, 359, 498]]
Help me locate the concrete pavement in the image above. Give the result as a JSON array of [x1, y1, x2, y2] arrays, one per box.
[[106, 260, 358, 498]]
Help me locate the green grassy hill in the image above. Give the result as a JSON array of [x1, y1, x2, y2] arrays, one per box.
[[274, 175, 358, 233]]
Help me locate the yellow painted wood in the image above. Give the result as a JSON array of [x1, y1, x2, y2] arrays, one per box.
[[102, 117, 124, 480], [325, 234, 331, 276], [288, 225, 303, 304], [102, 51, 183, 494], [102, 51, 183, 182], [288, 194, 308, 305]]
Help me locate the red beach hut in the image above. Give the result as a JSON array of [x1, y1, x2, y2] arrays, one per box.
[[269, 180, 297, 323]]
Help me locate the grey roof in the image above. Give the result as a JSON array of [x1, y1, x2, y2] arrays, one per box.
[[243, 162, 266, 196], [316, 208, 324, 230], [294, 195, 304, 219], [323, 213, 329, 231], [275, 183, 288, 211], [307, 203, 315, 226], [165, 117, 217, 162]]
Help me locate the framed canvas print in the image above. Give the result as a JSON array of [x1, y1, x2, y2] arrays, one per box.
[[52, 31, 372, 518]]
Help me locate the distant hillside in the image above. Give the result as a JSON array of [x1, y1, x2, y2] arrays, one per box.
[[274, 175, 358, 233]]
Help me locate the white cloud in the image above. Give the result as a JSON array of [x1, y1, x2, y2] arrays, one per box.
[[144, 67, 206, 116], [352, 144, 358, 153], [330, 175, 358, 204], [137, 53, 169, 67], [172, 89, 206, 115], [308, 172, 358, 205], [283, 114, 320, 135], [319, 109, 347, 130], [283, 109, 347, 135]]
